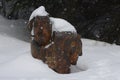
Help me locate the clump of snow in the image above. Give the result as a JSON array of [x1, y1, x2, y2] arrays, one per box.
[[50, 17, 77, 33], [29, 6, 76, 34], [29, 6, 49, 21], [45, 42, 54, 48], [31, 26, 34, 40], [30, 16, 77, 35]]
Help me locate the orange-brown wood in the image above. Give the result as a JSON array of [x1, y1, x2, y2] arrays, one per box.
[[29, 16, 82, 74]]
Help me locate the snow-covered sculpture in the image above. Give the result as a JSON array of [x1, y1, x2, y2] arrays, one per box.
[[28, 6, 82, 74]]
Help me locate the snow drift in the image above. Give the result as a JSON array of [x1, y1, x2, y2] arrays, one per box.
[[0, 34, 120, 80], [0, 14, 120, 80]]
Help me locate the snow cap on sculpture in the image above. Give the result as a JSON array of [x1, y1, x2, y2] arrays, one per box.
[[50, 17, 77, 33], [29, 6, 77, 33], [29, 6, 49, 21]]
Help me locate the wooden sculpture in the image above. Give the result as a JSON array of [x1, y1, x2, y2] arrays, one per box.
[[28, 16, 82, 74]]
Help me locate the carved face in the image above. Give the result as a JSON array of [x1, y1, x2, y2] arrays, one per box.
[[29, 16, 52, 46]]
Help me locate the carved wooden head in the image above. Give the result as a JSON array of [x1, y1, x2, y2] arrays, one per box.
[[28, 16, 52, 46]]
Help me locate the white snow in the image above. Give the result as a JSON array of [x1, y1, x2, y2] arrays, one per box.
[[0, 15, 29, 42], [29, 6, 49, 21], [50, 17, 77, 33], [29, 6, 76, 33], [31, 26, 34, 40], [45, 42, 54, 48], [30, 17, 77, 35], [0, 15, 120, 80]]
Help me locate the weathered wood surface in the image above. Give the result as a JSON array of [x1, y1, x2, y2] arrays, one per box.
[[29, 16, 82, 74], [28, 16, 52, 46], [31, 32, 82, 73]]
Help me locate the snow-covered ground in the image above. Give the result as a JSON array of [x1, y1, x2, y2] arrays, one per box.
[[0, 15, 120, 80], [0, 15, 30, 42]]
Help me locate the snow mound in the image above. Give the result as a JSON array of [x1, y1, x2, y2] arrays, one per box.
[[0, 33, 120, 80], [50, 17, 77, 33], [0, 34, 56, 78], [0, 15, 120, 80], [29, 6, 49, 21], [29, 6, 76, 33], [0, 34, 30, 64]]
